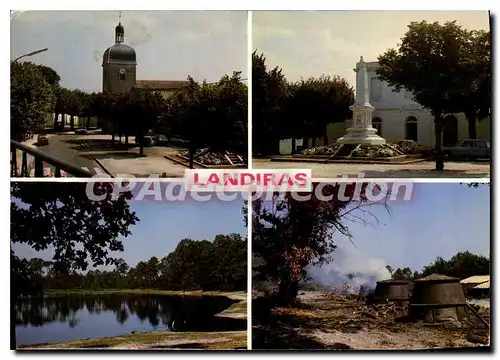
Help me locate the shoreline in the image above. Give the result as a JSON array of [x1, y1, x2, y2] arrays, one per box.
[[18, 289, 247, 350]]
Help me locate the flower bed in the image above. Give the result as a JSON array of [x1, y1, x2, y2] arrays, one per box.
[[301, 144, 341, 156], [180, 148, 240, 166], [351, 145, 400, 158], [392, 140, 422, 155]]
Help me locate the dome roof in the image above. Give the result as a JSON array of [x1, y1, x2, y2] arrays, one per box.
[[103, 43, 136, 64]]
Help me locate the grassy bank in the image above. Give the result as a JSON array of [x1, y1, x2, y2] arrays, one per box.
[[20, 289, 247, 350]]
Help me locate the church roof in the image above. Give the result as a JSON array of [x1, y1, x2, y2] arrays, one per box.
[[134, 80, 189, 90], [103, 43, 136, 65]]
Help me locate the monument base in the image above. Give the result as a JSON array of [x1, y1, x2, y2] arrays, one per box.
[[336, 126, 386, 145]]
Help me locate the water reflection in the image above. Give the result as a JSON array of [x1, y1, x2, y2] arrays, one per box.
[[15, 294, 245, 346]]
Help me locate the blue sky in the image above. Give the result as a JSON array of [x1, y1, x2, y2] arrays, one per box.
[[329, 183, 490, 273], [10, 10, 247, 92], [253, 11, 489, 88], [12, 195, 247, 268]]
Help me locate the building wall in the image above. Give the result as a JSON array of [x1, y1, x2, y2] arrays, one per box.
[[102, 62, 137, 93]]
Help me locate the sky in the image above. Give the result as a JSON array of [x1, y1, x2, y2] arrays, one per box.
[[10, 10, 247, 92], [12, 193, 247, 268], [329, 183, 490, 273], [253, 11, 490, 88]]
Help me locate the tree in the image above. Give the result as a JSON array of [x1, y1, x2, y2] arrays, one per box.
[[377, 21, 474, 171], [421, 251, 489, 279], [36, 65, 61, 87], [289, 75, 354, 146], [252, 184, 388, 304], [162, 74, 247, 168], [252, 51, 289, 155], [391, 267, 413, 280], [10, 61, 55, 141], [10, 182, 139, 349], [455, 29, 491, 139]]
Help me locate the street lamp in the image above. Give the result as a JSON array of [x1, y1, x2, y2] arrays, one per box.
[[12, 48, 48, 63]]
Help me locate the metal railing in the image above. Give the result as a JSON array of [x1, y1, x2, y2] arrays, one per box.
[[11, 140, 93, 178]]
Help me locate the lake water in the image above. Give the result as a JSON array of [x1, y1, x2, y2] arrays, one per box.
[[15, 294, 244, 346]]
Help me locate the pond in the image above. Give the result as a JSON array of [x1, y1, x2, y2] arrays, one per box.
[[15, 294, 245, 346]]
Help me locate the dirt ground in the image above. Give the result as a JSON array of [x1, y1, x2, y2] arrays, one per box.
[[252, 291, 490, 350]]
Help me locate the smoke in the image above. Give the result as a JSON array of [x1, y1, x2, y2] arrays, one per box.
[[305, 246, 391, 295]]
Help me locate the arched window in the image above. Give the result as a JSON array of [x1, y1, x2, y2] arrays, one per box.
[[372, 117, 382, 137], [405, 116, 418, 142]]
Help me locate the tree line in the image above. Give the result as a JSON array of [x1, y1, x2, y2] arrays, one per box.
[[10, 61, 247, 161], [15, 234, 247, 293], [387, 251, 490, 281], [253, 21, 491, 170]]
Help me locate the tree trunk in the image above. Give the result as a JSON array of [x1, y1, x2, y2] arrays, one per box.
[[189, 145, 195, 169], [111, 134, 115, 143], [70, 115, 75, 130], [323, 126, 329, 146], [278, 273, 299, 305], [291, 138, 296, 154], [125, 136, 129, 145], [434, 115, 444, 171], [465, 112, 478, 139]]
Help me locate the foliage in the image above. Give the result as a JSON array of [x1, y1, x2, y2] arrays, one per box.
[[390, 251, 490, 281], [288, 75, 354, 146], [10, 61, 55, 141], [377, 21, 491, 170], [252, 184, 387, 304], [163, 73, 248, 167], [11, 182, 139, 275], [18, 234, 247, 293], [252, 51, 354, 155]]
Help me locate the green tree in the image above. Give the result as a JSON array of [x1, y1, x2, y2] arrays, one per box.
[[391, 267, 413, 280], [289, 75, 354, 146], [252, 51, 289, 155], [377, 21, 473, 171], [455, 29, 491, 139], [10, 61, 55, 141]]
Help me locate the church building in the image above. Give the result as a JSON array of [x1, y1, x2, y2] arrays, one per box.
[[102, 17, 189, 96], [326, 58, 491, 149]]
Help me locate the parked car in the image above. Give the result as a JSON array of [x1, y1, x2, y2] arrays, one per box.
[[36, 134, 49, 146], [442, 139, 491, 160], [154, 134, 168, 146], [75, 128, 88, 135], [140, 135, 155, 147]]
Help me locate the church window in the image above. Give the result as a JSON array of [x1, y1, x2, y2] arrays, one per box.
[[119, 73, 126, 81], [405, 116, 418, 142]]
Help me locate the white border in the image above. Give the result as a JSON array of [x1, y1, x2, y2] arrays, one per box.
[[6, 3, 497, 358]]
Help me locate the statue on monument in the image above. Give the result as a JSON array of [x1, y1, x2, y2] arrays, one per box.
[[336, 56, 386, 145]]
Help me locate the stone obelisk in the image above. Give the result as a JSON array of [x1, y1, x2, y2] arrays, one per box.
[[337, 56, 386, 145]]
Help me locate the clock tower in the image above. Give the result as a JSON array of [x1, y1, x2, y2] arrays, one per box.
[[102, 14, 137, 93]]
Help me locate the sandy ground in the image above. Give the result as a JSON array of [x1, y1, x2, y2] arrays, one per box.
[[252, 291, 490, 350]]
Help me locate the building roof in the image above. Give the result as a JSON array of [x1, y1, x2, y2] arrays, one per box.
[[473, 281, 490, 289], [414, 273, 459, 282], [134, 80, 189, 90], [460, 275, 490, 285], [103, 44, 136, 64]]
